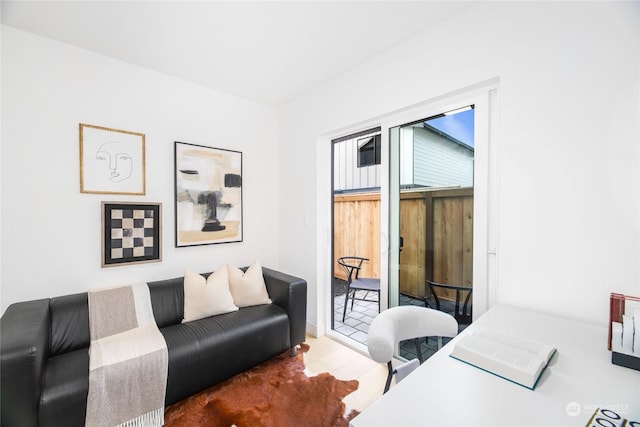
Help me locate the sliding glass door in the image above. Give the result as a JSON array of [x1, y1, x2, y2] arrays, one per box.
[[331, 128, 382, 344], [389, 107, 476, 360], [327, 83, 498, 354]]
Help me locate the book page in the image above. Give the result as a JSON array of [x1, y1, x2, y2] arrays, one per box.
[[626, 300, 640, 354], [611, 322, 624, 352], [452, 335, 546, 388], [622, 314, 634, 354], [474, 328, 556, 364], [634, 310, 640, 356], [457, 335, 544, 373]]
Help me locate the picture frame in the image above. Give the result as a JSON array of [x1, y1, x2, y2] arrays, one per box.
[[80, 123, 146, 195], [101, 202, 162, 267], [174, 141, 243, 247]]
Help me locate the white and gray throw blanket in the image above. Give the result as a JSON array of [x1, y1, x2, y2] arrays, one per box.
[[86, 283, 168, 427]]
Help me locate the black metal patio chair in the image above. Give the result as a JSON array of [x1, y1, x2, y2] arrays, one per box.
[[338, 256, 381, 322], [425, 280, 473, 326]]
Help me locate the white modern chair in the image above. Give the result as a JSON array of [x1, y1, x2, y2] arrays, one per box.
[[367, 305, 459, 393]]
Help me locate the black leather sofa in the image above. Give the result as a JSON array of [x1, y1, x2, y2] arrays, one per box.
[[0, 267, 307, 427]]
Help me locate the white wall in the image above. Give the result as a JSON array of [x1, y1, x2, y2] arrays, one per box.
[[279, 1, 640, 330], [0, 26, 280, 312]]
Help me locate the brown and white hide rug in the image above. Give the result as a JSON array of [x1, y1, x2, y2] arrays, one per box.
[[164, 343, 359, 427]]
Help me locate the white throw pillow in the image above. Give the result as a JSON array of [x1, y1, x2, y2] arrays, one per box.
[[227, 260, 272, 307], [183, 268, 238, 323]]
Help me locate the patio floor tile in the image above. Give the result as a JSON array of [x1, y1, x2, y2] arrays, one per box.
[[333, 291, 459, 362]]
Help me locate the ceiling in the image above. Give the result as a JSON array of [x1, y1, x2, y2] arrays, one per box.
[[1, 1, 476, 107]]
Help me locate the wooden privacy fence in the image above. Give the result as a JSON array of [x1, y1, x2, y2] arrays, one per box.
[[333, 187, 473, 301], [333, 192, 381, 280]]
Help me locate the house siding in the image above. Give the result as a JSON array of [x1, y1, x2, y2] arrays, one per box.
[[334, 126, 473, 192], [412, 127, 474, 188], [333, 132, 381, 192]]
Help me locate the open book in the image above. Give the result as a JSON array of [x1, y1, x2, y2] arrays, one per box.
[[450, 328, 556, 389]]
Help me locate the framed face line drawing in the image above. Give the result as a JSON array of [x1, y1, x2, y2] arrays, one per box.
[[80, 123, 146, 195]]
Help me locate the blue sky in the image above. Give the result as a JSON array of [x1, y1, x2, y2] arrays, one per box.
[[427, 109, 475, 148]]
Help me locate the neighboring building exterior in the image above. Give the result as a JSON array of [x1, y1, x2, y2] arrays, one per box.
[[333, 131, 383, 193], [333, 124, 474, 193]]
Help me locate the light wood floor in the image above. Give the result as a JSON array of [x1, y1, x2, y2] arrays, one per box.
[[303, 334, 388, 412]]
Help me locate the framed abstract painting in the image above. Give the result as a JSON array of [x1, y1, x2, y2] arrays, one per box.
[[102, 202, 162, 267], [174, 141, 243, 247], [80, 123, 146, 195]]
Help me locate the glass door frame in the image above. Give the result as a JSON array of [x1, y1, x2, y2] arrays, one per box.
[[321, 80, 499, 346], [384, 84, 499, 317]]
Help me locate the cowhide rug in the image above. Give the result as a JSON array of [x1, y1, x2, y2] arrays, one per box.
[[164, 343, 359, 427]]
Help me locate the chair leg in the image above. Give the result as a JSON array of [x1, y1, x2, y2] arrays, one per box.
[[342, 286, 351, 322], [414, 338, 424, 364], [351, 289, 362, 310], [384, 361, 394, 394]]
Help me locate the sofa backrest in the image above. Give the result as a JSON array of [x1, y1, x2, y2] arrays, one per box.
[[48, 276, 188, 357], [147, 276, 185, 328], [49, 293, 90, 355]]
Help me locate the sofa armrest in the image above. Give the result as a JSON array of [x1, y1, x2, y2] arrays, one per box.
[[1, 299, 51, 427], [262, 267, 307, 349]]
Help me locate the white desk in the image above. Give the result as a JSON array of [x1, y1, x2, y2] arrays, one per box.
[[351, 305, 640, 426]]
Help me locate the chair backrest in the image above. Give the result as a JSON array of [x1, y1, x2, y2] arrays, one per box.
[[337, 256, 368, 283], [367, 305, 458, 364], [427, 281, 473, 325]]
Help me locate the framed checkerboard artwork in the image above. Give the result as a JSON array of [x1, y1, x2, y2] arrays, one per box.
[[101, 202, 162, 267]]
